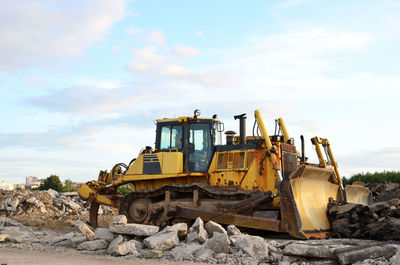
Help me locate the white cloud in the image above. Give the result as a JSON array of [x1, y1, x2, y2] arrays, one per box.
[[29, 85, 142, 115], [125, 26, 143, 36], [339, 147, 400, 176], [160, 64, 191, 77], [133, 46, 167, 63], [0, 0, 128, 71], [171, 45, 199, 57], [195, 31, 203, 36], [141, 30, 165, 46], [128, 62, 150, 72]]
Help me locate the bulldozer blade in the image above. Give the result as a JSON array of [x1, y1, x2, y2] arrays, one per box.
[[279, 165, 339, 239], [345, 184, 372, 205]]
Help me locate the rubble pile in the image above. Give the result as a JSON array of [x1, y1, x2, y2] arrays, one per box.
[[367, 182, 400, 202], [10, 215, 395, 265], [0, 189, 113, 227], [0, 213, 399, 264], [328, 197, 400, 240]]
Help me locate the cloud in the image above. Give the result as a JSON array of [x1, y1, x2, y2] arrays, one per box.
[[126, 26, 143, 36], [160, 64, 191, 77], [140, 30, 165, 46], [297, 120, 320, 133], [0, 0, 128, 71], [171, 45, 199, 57], [338, 147, 400, 176], [194, 31, 203, 36], [28, 85, 142, 114], [133, 46, 167, 63]]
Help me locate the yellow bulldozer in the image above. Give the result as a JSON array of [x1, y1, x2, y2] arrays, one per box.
[[78, 110, 371, 239]]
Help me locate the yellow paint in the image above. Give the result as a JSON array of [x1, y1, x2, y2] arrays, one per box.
[[291, 177, 339, 232], [208, 147, 281, 208], [161, 152, 183, 173], [78, 183, 119, 207], [277, 117, 290, 143]]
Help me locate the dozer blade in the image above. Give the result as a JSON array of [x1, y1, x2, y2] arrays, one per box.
[[345, 184, 372, 205], [279, 165, 339, 239]]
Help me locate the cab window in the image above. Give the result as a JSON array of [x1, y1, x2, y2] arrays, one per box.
[[188, 123, 213, 172], [160, 125, 182, 151]]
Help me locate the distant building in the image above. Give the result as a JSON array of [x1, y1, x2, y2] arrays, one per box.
[[0, 182, 15, 190], [15, 184, 26, 190], [25, 176, 44, 189], [0, 182, 25, 190]]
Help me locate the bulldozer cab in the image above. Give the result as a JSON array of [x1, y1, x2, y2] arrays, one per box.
[[155, 117, 222, 173]]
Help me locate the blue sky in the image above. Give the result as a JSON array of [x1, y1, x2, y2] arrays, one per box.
[[1, 0, 400, 183]]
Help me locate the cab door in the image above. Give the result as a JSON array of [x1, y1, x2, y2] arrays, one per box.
[[187, 122, 213, 172]]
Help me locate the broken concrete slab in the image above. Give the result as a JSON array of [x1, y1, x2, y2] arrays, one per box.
[[143, 230, 179, 250], [61, 192, 79, 196], [206, 232, 230, 254], [159, 223, 188, 238], [170, 243, 203, 260], [0, 234, 8, 242], [283, 243, 333, 259], [52, 232, 75, 244], [114, 241, 140, 256], [65, 201, 81, 211], [227, 225, 241, 236], [186, 217, 208, 244], [26, 197, 45, 208], [93, 227, 114, 242], [204, 220, 227, 236], [112, 215, 127, 225], [127, 239, 143, 250], [107, 235, 124, 255], [75, 220, 94, 240], [70, 235, 87, 248], [369, 218, 400, 240], [109, 223, 159, 236], [195, 246, 215, 262], [334, 245, 397, 265], [140, 249, 164, 259], [77, 239, 109, 251], [230, 234, 269, 262], [45, 189, 59, 199]]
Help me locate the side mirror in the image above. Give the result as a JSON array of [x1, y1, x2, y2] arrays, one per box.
[[216, 122, 224, 132]]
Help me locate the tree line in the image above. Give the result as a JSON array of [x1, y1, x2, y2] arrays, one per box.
[[342, 171, 400, 185], [35, 175, 77, 192]]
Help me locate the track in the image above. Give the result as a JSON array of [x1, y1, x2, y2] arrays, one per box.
[[119, 184, 265, 226]]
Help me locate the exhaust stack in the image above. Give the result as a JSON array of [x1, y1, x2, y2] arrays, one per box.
[[234, 113, 247, 145]]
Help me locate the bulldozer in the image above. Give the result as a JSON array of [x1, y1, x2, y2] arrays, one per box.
[[78, 109, 371, 239]]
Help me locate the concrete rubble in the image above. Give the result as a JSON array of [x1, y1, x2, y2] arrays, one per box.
[[1, 188, 400, 264], [328, 197, 400, 240], [0, 189, 113, 227], [2, 213, 398, 265]]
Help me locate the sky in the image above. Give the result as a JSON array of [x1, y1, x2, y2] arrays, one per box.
[[1, 0, 400, 183]]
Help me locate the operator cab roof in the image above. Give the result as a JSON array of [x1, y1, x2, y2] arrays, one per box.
[[156, 109, 220, 123], [156, 117, 218, 123]]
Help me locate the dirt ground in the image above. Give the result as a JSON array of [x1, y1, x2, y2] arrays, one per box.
[[0, 248, 209, 265], [10, 213, 115, 228]]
